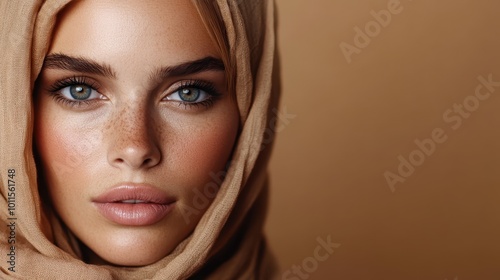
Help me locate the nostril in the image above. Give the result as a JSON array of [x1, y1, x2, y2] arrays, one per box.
[[107, 135, 161, 170]]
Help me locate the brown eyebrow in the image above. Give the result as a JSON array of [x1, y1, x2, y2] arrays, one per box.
[[42, 53, 116, 78], [149, 56, 225, 82], [41, 54, 225, 82]]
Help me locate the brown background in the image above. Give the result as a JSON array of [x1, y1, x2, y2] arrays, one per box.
[[264, 0, 500, 279]]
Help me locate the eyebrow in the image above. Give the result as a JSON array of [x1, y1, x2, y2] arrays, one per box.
[[42, 53, 116, 78], [42, 53, 225, 82], [149, 56, 225, 82]]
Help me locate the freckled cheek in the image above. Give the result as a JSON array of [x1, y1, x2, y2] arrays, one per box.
[[171, 121, 238, 191]]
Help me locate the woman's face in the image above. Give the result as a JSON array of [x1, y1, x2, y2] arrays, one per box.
[[35, 0, 239, 266]]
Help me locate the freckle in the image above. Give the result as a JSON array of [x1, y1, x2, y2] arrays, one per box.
[[153, 118, 161, 136]]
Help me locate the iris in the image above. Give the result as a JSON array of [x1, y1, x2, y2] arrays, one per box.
[[179, 88, 200, 102], [70, 85, 92, 100]]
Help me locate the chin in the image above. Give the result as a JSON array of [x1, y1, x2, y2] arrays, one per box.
[[82, 228, 179, 266], [90, 244, 172, 267], [107, 254, 163, 267]]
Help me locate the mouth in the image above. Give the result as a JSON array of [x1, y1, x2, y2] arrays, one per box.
[[118, 200, 148, 204], [92, 184, 176, 226]]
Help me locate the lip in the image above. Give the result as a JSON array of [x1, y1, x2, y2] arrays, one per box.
[[92, 183, 175, 226]]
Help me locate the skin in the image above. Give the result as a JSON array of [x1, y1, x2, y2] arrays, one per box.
[[34, 0, 239, 266]]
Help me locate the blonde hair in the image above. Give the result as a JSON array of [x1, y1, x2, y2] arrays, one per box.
[[193, 0, 235, 97]]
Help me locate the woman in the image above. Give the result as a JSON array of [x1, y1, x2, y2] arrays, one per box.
[[0, 0, 280, 279]]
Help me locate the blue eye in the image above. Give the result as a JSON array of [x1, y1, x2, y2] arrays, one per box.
[[48, 76, 104, 103], [167, 87, 210, 103], [165, 80, 221, 107], [63, 84, 96, 100]]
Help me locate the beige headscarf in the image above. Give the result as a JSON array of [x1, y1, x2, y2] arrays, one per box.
[[0, 0, 280, 279]]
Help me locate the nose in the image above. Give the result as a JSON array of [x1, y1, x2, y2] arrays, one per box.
[[106, 104, 161, 170]]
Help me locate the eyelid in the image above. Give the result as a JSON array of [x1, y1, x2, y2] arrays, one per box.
[[164, 80, 221, 98], [162, 79, 222, 109], [45, 75, 106, 108], [46, 75, 102, 93]]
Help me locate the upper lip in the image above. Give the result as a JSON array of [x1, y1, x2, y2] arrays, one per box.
[[92, 183, 175, 204]]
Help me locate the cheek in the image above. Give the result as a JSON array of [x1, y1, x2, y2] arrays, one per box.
[[34, 100, 102, 199], [171, 114, 238, 188], [164, 110, 238, 225], [38, 123, 84, 171]]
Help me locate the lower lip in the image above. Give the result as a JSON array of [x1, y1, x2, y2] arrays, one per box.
[[93, 202, 174, 226]]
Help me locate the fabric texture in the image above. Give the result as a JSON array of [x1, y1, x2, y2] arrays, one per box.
[[0, 0, 280, 279]]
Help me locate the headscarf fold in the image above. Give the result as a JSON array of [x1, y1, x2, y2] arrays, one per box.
[[0, 0, 280, 279]]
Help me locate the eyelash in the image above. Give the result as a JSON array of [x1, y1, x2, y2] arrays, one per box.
[[174, 80, 221, 109], [46, 76, 222, 109], [47, 76, 100, 108]]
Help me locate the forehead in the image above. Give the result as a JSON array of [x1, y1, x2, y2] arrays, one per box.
[[49, 0, 219, 71]]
